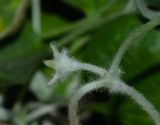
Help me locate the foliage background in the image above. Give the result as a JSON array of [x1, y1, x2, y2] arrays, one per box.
[[0, 0, 160, 125]]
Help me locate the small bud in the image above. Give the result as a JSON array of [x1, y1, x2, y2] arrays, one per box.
[[44, 42, 79, 85]]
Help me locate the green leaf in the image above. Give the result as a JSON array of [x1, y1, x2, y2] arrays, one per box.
[[0, 21, 48, 87], [82, 14, 141, 68], [42, 13, 70, 38], [42, 12, 89, 39], [63, 0, 110, 16]]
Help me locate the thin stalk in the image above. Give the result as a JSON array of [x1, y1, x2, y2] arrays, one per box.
[[97, 0, 118, 16], [31, 0, 41, 35], [123, 85, 160, 125], [110, 18, 160, 72], [69, 79, 160, 125], [58, 12, 123, 47], [58, 0, 133, 47], [69, 79, 110, 125], [0, 0, 29, 41], [26, 104, 56, 122], [47, 62, 107, 86], [110, 82, 160, 125], [78, 63, 107, 76], [135, 0, 160, 20]]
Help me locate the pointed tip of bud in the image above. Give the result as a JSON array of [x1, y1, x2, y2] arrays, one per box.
[[50, 42, 59, 56], [44, 60, 55, 68]]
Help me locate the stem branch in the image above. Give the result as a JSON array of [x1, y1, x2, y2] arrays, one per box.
[[110, 18, 160, 72], [135, 0, 160, 20], [79, 63, 107, 76]]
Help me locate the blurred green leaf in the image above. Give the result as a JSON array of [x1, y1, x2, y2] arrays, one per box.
[[63, 0, 117, 16], [82, 15, 141, 70], [63, 0, 129, 17], [42, 13, 70, 38], [42, 12, 90, 39], [0, 0, 19, 32], [0, 21, 48, 87]]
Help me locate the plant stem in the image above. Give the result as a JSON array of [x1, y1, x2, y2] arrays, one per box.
[[110, 17, 160, 73], [78, 63, 107, 76], [31, 0, 41, 35], [121, 84, 160, 125], [0, 0, 29, 41], [58, 0, 134, 47], [110, 81, 160, 125], [26, 104, 56, 122], [69, 79, 110, 125], [135, 0, 160, 20], [69, 78, 160, 125], [58, 12, 123, 47]]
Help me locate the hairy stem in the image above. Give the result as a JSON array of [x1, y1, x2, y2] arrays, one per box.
[[69, 79, 160, 125], [78, 63, 107, 76], [26, 104, 56, 122], [135, 0, 160, 20], [125, 85, 160, 125], [69, 79, 110, 125], [110, 17, 160, 72], [48, 63, 107, 86], [110, 82, 160, 125]]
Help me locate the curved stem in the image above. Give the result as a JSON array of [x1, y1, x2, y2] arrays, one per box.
[[78, 63, 107, 76], [135, 0, 160, 20], [69, 79, 110, 125], [110, 17, 160, 72], [111, 83, 160, 125], [127, 86, 160, 125], [69, 79, 160, 125], [26, 104, 56, 122], [0, 0, 29, 41]]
